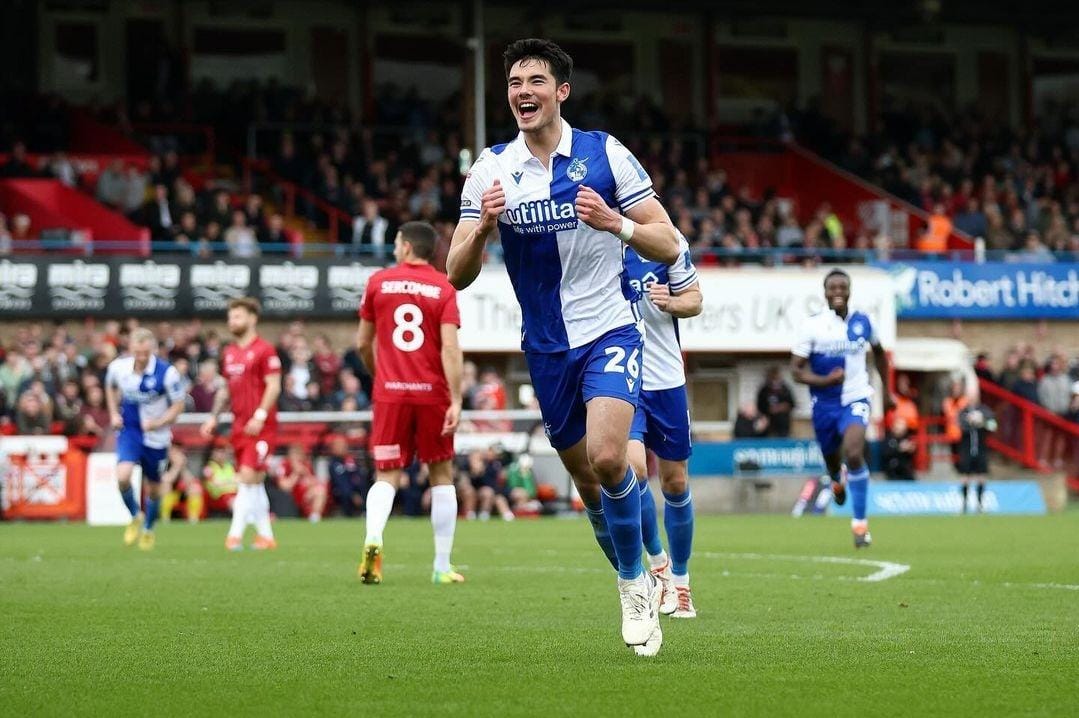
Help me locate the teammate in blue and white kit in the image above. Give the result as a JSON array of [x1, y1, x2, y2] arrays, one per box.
[[105, 328, 187, 550], [447, 38, 680, 654], [790, 270, 893, 548], [624, 233, 702, 624]]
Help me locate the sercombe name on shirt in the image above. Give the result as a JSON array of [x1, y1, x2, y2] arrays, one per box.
[[460, 118, 656, 354], [379, 280, 443, 299]]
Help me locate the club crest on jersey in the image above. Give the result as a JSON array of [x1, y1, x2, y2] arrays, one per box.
[[511, 170, 524, 185], [566, 157, 588, 182]]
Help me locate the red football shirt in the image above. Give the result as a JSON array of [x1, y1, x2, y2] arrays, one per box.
[[222, 336, 282, 428], [359, 262, 460, 405]]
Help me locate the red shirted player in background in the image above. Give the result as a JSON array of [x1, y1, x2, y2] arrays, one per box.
[[356, 221, 464, 585], [201, 297, 283, 551]]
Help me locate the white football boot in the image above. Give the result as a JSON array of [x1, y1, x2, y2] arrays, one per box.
[[618, 571, 662, 647]]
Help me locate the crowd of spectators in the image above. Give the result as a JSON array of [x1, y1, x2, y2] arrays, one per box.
[[77, 81, 849, 261], [7, 81, 1079, 265], [182, 441, 548, 523], [796, 98, 1079, 259], [0, 140, 289, 257], [6, 69, 1079, 265], [0, 319, 381, 442], [0, 319, 556, 520], [975, 344, 1079, 417], [100, 153, 294, 257]]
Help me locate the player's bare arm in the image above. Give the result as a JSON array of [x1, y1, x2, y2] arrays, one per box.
[[199, 385, 230, 437], [447, 180, 506, 290], [105, 382, 123, 430], [871, 342, 896, 412], [649, 281, 703, 318], [245, 373, 281, 436], [440, 323, 463, 436], [790, 355, 845, 388], [143, 398, 185, 432], [357, 318, 376, 378], [575, 190, 679, 265]]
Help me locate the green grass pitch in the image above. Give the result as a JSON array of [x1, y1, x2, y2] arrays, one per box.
[[2, 513, 1077, 717]]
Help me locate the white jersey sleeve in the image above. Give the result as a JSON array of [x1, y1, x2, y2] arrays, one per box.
[[667, 236, 699, 293], [458, 149, 494, 222], [605, 135, 655, 214], [105, 358, 121, 389], [163, 365, 187, 405], [865, 315, 879, 346], [791, 321, 814, 358]]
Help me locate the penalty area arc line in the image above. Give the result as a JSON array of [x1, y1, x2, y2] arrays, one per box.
[[696, 552, 911, 583]]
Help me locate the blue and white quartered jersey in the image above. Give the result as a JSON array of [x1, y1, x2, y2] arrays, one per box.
[[623, 234, 699, 390], [105, 355, 186, 450], [791, 310, 877, 407], [460, 119, 656, 353]]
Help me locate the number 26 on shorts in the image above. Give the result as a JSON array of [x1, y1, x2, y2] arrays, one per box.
[[603, 347, 640, 378]]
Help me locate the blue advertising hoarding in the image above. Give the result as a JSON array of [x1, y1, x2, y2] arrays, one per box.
[[828, 481, 1047, 516], [877, 262, 1079, 319], [690, 440, 881, 476]]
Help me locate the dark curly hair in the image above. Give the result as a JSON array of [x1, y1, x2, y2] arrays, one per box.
[[503, 38, 573, 85]]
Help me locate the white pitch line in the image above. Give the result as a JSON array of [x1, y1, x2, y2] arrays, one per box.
[[697, 552, 911, 583], [1002, 581, 1079, 592]]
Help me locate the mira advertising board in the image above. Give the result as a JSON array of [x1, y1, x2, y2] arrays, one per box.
[[0, 257, 359, 320], [879, 262, 1079, 319]]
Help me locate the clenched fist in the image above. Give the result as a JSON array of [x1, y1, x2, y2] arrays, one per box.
[[478, 179, 506, 234], [648, 282, 672, 312], [575, 185, 621, 234]]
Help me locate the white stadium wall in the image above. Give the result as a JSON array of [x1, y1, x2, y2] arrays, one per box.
[[455, 265, 897, 354]]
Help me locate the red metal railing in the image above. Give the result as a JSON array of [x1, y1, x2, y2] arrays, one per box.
[[911, 415, 948, 472], [977, 378, 1079, 490], [907, 382, 1079, 491]]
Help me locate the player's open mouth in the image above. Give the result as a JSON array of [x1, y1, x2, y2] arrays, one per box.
[[518, 102, 539, 120]]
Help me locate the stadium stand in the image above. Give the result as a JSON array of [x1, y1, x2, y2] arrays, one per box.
[[0, 11, 1077, 515]]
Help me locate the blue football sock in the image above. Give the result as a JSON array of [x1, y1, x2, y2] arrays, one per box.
[[120, 486, 140, 517], [144, 497, 159, 531], [600, 468, 644, 581], [848, 465, 869, 521], [663, 490, 694, 576], [583, 501, 618, 571], [638, 480, 664, 558]]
